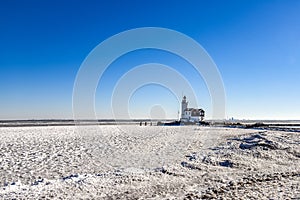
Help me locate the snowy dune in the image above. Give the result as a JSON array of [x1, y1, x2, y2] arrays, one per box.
[[0, 125, 299, 199]]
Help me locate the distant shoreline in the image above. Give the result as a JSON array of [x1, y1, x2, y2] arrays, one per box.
[[0, 120, 300, 132], [0, 119, 172, 128]]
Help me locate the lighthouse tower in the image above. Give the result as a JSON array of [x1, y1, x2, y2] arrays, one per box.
[[181, 96, 188, 118]]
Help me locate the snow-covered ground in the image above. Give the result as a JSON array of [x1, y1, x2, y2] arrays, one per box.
[[0, 125, 299, 199]]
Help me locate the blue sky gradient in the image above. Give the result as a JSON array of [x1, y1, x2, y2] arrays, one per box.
[[0, 0, 299, 120]]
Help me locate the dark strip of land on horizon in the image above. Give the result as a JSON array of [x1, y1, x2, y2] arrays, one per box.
[[0, 119, 299, 133]]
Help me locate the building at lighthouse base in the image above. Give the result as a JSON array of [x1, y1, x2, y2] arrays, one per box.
[[180, 96, 205, 124]]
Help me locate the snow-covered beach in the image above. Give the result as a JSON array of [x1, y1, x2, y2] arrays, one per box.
[[0, 125, 299, 199]]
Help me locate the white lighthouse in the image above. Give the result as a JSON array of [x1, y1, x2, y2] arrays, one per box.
[[181, 96, 188, 118], [180, 96, 205, 123]]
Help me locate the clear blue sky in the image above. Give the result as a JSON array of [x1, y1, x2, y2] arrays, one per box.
[[0, 0, 299, 120]]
